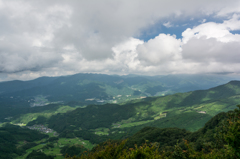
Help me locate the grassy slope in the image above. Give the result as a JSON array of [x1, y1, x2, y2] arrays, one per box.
[[16, 137, 95, 159], [23, 81, 240, 141], [11, 105, 76, 124]]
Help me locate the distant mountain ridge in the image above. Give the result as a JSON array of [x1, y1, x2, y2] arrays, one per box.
[[0, 73, 237, 107]]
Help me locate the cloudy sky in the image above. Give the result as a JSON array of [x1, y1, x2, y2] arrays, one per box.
[[1, 0, 240, 81]]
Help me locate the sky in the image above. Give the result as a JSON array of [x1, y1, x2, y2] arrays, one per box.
[[1, 0, 240, 81]]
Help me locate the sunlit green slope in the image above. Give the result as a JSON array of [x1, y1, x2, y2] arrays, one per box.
[[26, 80, 240, 144]]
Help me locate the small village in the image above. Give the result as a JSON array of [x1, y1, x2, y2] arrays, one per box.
[[27, 124, 58, 136]]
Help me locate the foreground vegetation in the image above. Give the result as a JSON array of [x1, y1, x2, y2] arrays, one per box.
[[2, 105, 239, 158], [0, 123, 95, 159], [66, 105, 240, 159], [0, 124, 49, 159]]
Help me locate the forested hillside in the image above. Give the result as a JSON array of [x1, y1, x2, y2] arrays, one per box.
[[27, 80, 240, 144], [0, 73, 234, 107], [65, 105, 240, 159], [0, 124, 49, 159], [0, 73, 235, 123]]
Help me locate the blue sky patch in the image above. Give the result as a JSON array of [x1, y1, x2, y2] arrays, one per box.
[[137, 16, 226, 41]]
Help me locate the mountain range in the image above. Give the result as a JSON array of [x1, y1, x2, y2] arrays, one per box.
[[0, 73, 236, 107]]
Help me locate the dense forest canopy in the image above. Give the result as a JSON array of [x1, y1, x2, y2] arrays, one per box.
[[65, 105, 240, 159]]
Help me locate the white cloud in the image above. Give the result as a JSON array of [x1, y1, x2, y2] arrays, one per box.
[[182, 15, 240, 44], [112, 38, 143, 71], [1, 0, 240, 81], [0, 0, 72, 73], [182, 36, 240, 63], [216, 1, 240, 16], [109, 14, 240, 75], [137, 34, 182, 65], [200, 19, 206, 23], [163, 22, 173, 28], [181, 14, 240, 65]]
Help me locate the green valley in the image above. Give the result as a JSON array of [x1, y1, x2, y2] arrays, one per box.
[[0, 74, 240, 158], [27, 80, 240, 136]]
